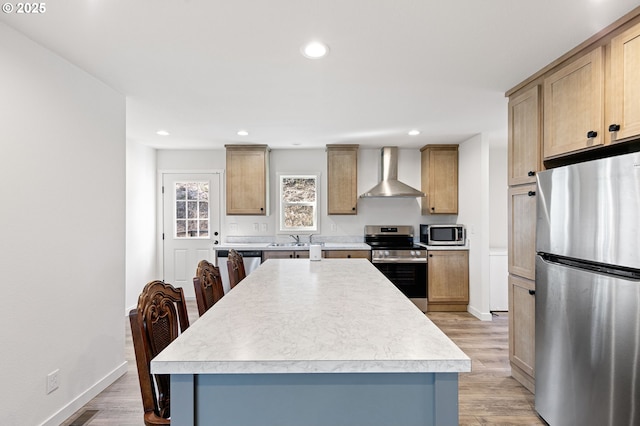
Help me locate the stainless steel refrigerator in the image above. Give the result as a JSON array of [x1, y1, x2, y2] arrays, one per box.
[[535, 151, 640, 426]]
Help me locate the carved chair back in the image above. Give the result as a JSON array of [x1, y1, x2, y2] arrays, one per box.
[[129, 280, 190, 425], [226, 249, 247, 289], [193, 259, 224, 316]]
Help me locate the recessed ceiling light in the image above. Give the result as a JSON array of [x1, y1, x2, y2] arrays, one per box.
[[156, 130, 170, 136], [237, 130, 249, 136], [408, 129, 420, 136], [301, 41, 329, 59]]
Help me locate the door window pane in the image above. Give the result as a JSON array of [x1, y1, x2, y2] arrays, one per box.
[[175, 181, 209, 238]]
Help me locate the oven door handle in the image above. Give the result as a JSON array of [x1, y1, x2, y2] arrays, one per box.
[[372, 259, 428, 264]]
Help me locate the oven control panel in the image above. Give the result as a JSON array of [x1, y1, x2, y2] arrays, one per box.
[[371, 249, 427, 263]]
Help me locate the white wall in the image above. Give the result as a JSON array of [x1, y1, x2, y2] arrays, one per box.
[[458, 134, 492, 320], [157, 147, 457, 241], [0, 23, 126, 425], [125, 140, 157, 312], [488, 133, 508, 311]]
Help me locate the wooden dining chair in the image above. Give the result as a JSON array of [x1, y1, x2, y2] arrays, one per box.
[[227, 249, 247, 289], [129, 280, 190, 426], [193, 259, 224, 316]]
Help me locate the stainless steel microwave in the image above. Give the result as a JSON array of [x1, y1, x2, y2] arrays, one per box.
[[420, 224, 466, 246]]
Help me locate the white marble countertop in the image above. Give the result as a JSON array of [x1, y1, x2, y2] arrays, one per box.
[[215, 242, 371, 251], [151, 259, 470, 375]]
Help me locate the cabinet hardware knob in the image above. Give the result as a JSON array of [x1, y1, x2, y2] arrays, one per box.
[[608, 124, 621, 132], [587, 130, 598, 138], [527, 171, 535, 177], [429, 254, 433, 257], [352, 207, 356, 211], [214, 240, 219, 245], [529, 289, 536, 296], [260, 207, 264, 211], [431, 207, 435, 211], [214, 231, 219, 236], [528, 191, 536, 196]]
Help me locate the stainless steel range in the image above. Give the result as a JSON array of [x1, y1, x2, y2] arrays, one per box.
[[365, 225, 427, 311]]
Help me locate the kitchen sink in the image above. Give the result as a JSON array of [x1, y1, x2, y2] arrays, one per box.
[[267, 242, 310, 247]]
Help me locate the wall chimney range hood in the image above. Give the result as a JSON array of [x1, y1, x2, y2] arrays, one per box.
[[360, 146, 426, 198]]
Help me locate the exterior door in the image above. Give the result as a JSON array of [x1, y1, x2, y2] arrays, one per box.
[[162, 173, 221, 297]]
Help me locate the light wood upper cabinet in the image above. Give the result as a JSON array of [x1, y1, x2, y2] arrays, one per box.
[[225, 145, 269, 215], [326, 144, 358, 215], [427, 250, 469, 311], [508, 85, 542, 185], [420, 145, 458, 215], [609, 21, 640, 142], [543, 46, 605, 159], [508, 184, 537, 281]]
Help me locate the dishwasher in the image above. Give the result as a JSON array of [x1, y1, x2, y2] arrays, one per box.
[[215, 250, 262, 293]]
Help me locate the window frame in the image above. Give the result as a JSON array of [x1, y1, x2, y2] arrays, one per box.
[[277, 173, 320, 234]]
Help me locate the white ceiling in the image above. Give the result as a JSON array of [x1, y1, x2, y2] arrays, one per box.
[[2, 1, 638, 150]]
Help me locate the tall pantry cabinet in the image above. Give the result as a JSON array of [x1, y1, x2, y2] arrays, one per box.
[[506, 7, 640, 395], [507, 84, 541, 393]]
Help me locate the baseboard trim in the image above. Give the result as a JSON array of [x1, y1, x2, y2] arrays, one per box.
[[467, 305, 493, 321], [40, 361, 128, 426]]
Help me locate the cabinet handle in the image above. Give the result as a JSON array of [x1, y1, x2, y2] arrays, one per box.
[[431, 207, 435, 211], [587, 130, 598, 138], [429, 254, 433, 257], [260, 207, 264, 211], [214, 240, 219, 245], [527, 171, 535, 177], [352, 207, 356, 211], [214, 231, 219, 236], [347, 255, 352, 258], [528, 191, 536, 196], [609, 124, 621, 132], [529, 289, 536, 296], [289, 254, 293, 258]]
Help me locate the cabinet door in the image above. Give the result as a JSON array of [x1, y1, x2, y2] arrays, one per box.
[[323, 250, 371, 260], [508, 85, 541, 185], [427, 250, 469, 304], [262, 251, 309, 261], [610, 22, 640, 142], [543, 46, 604, 158], [509, 274, 535, 382], [508, 184, 537, 280], [226, 146, 269, 215], [327, 145, 358, 215], [421, 145, 458, 215]]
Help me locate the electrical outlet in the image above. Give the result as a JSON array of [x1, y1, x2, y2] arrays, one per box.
[[260, 223, 267, 232], [253, 223, 259, 231], [46, 369, 59, 394]]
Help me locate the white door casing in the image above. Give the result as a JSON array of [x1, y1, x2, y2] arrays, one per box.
[[162, 172, 221, 298]]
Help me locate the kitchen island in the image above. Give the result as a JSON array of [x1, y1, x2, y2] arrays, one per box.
[[151, 259, 470, 425]]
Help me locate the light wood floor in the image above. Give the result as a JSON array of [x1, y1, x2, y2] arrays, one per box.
[[62, 304, 546, 425]]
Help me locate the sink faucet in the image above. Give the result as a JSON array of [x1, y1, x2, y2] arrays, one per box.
[[289, 235, 300, 244]]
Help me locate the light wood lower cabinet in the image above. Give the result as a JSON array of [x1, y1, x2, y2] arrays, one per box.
[[323, 250, 371, 260], [508, 274, 536, 393], [427, 250, 469, 312], [262, 250, 309, 261]]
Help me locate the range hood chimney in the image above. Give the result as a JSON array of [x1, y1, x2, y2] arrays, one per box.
[[360, 146, 426, 198]]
